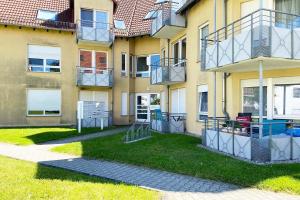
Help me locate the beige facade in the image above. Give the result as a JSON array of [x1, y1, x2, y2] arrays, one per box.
[[0, 0, 162, 127]]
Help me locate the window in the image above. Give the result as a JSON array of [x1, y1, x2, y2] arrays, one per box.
[[80, 9, 108, 29], [275, 0, 300, 28], [274, 84, 300, 117], [171, 88, 186, 113], [243, 87, 267, 116], [114, 20, 126, 29], [27, 89, 61, 116], [37, 10, 58, 20], [173, 38, 186, 64], [198, 85, 208, 121], [144, 10, 157, 20], [121, 53, 127, 76], [136, 56, 149, 77], [28, 45, 61, 72], [199, 24, 209, 60], [129, 55, 135, 77], [121, 92, 128, 116]]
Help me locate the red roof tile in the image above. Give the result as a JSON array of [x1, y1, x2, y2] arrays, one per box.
[[114, 0, 157, 37], [0, 0, 75, 31]]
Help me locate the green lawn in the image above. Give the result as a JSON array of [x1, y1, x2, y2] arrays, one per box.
[[0, 127, 115, 145], [53, 132, 300, 195], [0, 155, 159, 200]]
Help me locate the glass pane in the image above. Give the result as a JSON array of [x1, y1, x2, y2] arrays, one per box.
[[243, 87, 267, 116], [81, 9, 93, 27], [136, 57, 148, 73], [45, 110, 60, 115], [122, 54, 126, 71], [150, 94, 160, 105], [96, 11, 108, 29], [286, 85, 300, 115], [80, 50, 92, 68], [96, 52, 107, 70], [200, 92, 208, 113], [137, 114, 147, 119], [28, 110, 44, 115], [274, 86, 284, 115], [46, 59, 60, 66], [29, 58, 43, 66]]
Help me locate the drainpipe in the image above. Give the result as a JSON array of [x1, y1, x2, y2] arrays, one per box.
[[213, 0, 217, 121], [167, 39, 170, 113], [111, 41, 115, 125], [222, 0, 230, 120]]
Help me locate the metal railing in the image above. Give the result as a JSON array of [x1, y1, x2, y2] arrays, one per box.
[[124, 120, 151, 143], [77, 67, 113, 87], [151, 111, 186, 133], [150, 1, 186, 36], [202, 117, 300, 162], [77, 20, 114, 44], [202, 8, 300, 70], [151, 58, 186, 85]]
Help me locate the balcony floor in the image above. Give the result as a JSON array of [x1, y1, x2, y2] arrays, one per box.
[[152, 25, 185, 39], [207, 57, 300, 73]]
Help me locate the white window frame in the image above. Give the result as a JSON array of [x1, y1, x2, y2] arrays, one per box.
[[27, 45, 61, 73], [27, 89, 61, 117], [136, 55, 149, 78], [198, 85, 208, 121], [199, 22, 209, 60], [172, 37, 186, 61]]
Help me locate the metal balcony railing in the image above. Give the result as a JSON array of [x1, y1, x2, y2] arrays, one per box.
[[81, 103, 113, 128], [77, 67, 113, 87], [151, 111, 186, 133], [150, 1, 186, 37], [77, 20, 114, 45], [202, 8, 300, 70], [202, 117, 300, 162], [151, 58, 186, 85]]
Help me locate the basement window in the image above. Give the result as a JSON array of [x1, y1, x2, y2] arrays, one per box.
[[37, 10, 58, 21]]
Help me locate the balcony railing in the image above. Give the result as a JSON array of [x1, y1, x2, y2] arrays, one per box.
[[202, 117, 300, 163], [150, 1, 186, 38], [77, 20, 114, 45], [151, 58, 186, 85], [77, 67, 113, 87], [202, 9, 300, 70], [151, 111, 186, 133]]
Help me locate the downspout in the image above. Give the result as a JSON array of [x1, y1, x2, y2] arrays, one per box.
[[222, 0, 230, 120], [213, 0, 217, 121], [111, 42, 115, 125], [167, 39, 170, 113]]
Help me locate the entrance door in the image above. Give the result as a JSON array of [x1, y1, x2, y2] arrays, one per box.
[[241, 0, 259, 31], [136, 93, 160, 122]]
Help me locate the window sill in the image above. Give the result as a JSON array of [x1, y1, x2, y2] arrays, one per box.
[[26, 71, 61, 74], [27, 114, 61, 117]]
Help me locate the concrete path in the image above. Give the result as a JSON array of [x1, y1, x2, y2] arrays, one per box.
[[0, 133, 299, 200], [33, 127, 128, 150]]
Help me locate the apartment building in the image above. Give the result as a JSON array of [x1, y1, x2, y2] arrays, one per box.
[[0, 0, 162, 127], [1, 0, 300, 142]]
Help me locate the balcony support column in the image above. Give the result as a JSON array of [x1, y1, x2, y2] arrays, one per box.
[[259, 60, 264, 139]]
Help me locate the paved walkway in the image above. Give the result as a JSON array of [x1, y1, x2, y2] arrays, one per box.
[[0, 132, 299, 200]]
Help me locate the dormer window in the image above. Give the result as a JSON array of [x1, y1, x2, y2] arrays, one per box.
[[37, 10, 58, 20], [114, 20, 126, 29], [144, 10, 157, 20]]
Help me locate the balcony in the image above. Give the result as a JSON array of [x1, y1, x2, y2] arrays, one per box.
[[150, 2, 186, 38], [77, 67, 113, 88], [151, 58, 186, 85], [77, 20, 114, 46], [151, 111, 186, 133], [202, 9, 300, 72]]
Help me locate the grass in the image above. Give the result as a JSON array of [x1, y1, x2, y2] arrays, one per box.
[[0, 155, 159, 200], [53, 132, 300, 195], [0, 127, 116, 145]]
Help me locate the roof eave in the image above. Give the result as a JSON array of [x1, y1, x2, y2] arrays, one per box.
[[176, 0, 201, 14]]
